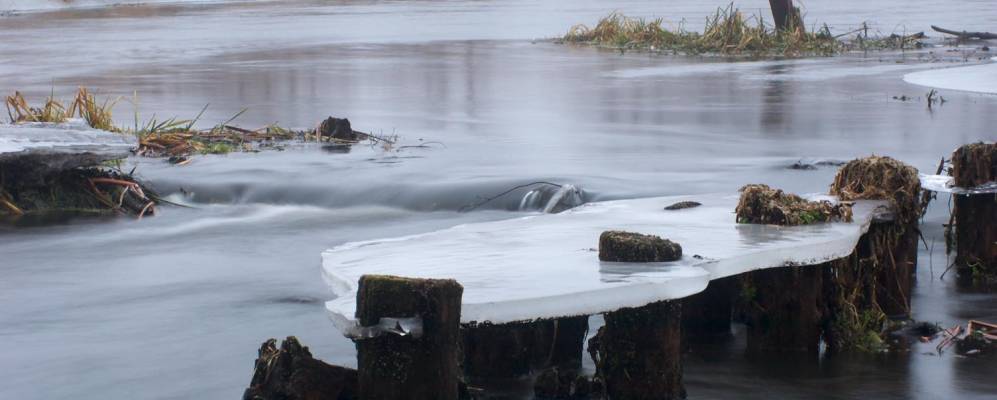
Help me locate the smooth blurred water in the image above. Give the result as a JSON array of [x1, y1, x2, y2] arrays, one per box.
[[0, 1, 995, 399]]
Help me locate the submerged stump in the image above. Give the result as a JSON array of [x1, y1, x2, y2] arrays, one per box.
[[951, 143, 997, 281], [741, 265, 823, 353], [243, 336, 358, 400], [355, 275, 463, 400], [461, 315, 589, 379], [682, 276, 736, 341], [590, 300, 684, 400]]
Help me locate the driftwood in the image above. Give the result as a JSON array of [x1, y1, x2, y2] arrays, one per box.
[[931, 25, 997, 40]]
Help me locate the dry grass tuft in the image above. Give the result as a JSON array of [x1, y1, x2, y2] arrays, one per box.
[[736, 184, 853, 225], [5, 91, 69, 124], [829, 156, 921, 225], [563, 5, 840, 56]]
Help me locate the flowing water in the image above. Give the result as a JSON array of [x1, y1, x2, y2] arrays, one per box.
[[1, 1, 995, 399]]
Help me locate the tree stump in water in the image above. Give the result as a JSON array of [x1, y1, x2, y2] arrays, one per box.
[[355, 275, 463, 400], [741, 265, 824, 353], [461, 315, 589, 379], [590, 230, 685, 399], [951, 143, 997, 281], [590, 300, 685, 400], [769, 0, 804, 31], [682, 276, 735, 341], [243, 337, 358, 400]]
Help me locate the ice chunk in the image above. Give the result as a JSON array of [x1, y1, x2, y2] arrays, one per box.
[[0, 120, 136, 170], [920, 173, 997, 195], [323, 194, 886, 333], [903, 58, 997, 95]]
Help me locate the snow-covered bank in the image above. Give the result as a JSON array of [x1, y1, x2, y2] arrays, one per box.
[[903, 56, 997, 95]]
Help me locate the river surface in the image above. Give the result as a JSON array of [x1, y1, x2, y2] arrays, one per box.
[[1, 1, 996, 399]]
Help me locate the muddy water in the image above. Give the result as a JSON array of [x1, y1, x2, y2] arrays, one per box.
[[1, 1, 996, 399]]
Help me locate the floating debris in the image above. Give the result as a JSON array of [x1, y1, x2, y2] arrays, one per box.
[[664, 200, 701, 210]]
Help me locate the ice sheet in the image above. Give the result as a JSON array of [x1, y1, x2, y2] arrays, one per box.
[[0, 0, 256, 12], [903, 57, 997, 95], [323, 194, 886, 333], [920, 173, 997, 195], [0, 119, 135, 159]]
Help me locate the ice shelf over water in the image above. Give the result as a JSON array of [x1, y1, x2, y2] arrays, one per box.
[[323, 194, 888, 334], [903, 57, 997, 95], [0, 120, 135, 168], [920, 173, 997, 195]]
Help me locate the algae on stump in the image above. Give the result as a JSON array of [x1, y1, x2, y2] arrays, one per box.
[[599, 230, 682, 262]]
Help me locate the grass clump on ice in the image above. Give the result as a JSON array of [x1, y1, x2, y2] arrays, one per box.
[[736, 184, 853, 225], [829, 156, 921, 225], [5, 88, 300, 160]]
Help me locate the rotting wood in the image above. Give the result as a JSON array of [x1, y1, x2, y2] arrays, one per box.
[[931, 25, 997, 40]]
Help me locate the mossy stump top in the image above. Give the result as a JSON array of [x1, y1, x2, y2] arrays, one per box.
[[599, 230, 682, 262], [736, 184, 852, 226]]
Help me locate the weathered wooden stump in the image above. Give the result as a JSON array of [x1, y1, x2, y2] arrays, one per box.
[[590, 300, 685, 400], [951, 143, 997, 280], [590, 230, 685, 399], [243, 336, 358, 400], [741, 265, 824, 353], [355, 275, 463, 400], [830, 156, 920, 318], [682, 276, 735, 341], [461, 315, 589, 379], [822, 156, 922, 351]]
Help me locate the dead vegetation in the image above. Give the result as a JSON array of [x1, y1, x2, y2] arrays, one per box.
[[561, 5, 924, 56], [6, 88, 393, 164], [0, 164, 156, 219], [829, 156, 922, 225], [736, 184, 853, 225]]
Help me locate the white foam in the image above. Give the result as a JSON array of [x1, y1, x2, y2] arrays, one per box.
[[903, 57, 997, 95], [323, 194, 886, 333]]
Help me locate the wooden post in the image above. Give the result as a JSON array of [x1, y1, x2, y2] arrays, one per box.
[[461, 315, 588, 379], [769, 0, 803, 31], [355, 275, 463, 400], [742, 265, 823, 353], [682, 276, 735, 341], [951, 143, 997, 280], [590, 300, 685, 400]]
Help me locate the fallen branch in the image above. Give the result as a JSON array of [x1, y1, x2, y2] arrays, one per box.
[[459, 181, 564, 213], [931, 25, 997, 40]]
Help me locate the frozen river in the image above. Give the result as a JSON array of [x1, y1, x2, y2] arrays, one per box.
[[1, 1, 995, 399]]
